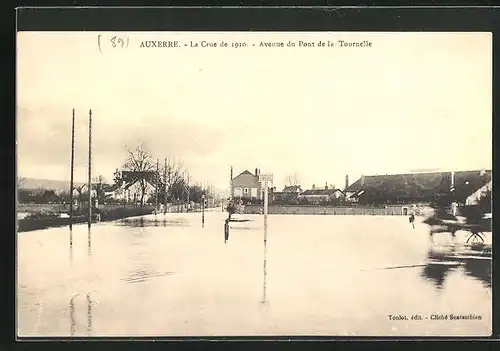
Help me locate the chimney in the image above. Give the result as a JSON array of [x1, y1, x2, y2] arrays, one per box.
[[312, 184, 315, 190], [360, 175, 365, 186], [255, 168, 258, 176], [450, 171, 455, 190], [345, 175, 349, 190], [325, 182, 328, 190]]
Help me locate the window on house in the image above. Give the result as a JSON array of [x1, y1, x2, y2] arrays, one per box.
[[244, 188, 248, 194]]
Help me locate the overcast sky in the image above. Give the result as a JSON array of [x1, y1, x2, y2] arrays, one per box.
[[17, 32, 492, 191]]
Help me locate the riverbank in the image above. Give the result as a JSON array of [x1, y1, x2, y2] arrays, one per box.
[[17, 206, 156, 232]]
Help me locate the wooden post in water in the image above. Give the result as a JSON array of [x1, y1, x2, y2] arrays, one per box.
[[69, 108, 75, 229], [87, 109, 92, 228], [201, 194, 205, 228]]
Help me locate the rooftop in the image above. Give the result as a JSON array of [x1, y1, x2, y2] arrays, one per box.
[[346, 170, 492, 202]]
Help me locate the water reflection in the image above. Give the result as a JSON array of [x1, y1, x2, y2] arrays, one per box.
[[118, 223, 176, 286], [119, 216, 189, 228], [69, 228, 73, 264], [68, 293, 93, 336], [87, 227, 92, 257], [69, 294, 76, 336], [422, 243, 492, 289], [86, 293, 92, 335], [262, 215, 268, 304], [421, 248, 459, 289], [120, 269, 173, 284]]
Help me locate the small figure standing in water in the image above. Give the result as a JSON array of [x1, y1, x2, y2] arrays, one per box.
[[409, 214, 415, 229], [224, 218, 230, 243]]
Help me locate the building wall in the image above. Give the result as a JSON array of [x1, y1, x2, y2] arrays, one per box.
[[243, 203, 434, 216], [243, 204, 405, 216], [232, 173, 261, 199]]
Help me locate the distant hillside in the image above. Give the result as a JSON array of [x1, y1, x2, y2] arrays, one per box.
[[18, 177, 86, 193]]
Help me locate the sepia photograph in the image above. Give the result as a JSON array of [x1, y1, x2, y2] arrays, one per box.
[[16, 31, 492, 337]]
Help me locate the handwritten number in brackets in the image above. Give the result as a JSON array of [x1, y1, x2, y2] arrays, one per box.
[[98, 34, 130, 54], [111, 36, 128, 48]]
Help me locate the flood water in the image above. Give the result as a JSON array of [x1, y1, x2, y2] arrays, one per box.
[[17, 212, 492, 337]]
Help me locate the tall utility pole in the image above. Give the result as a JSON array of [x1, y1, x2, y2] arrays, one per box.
[[87, 109, 92, 228], [155, 158, 159, 214], [260, 173, 272, 304], [230, 166, 233, 200], [163, 158, 167, 214], [69, 108, 75, 230], [187, 172, 190, 204], [263, 179, 268, 303]]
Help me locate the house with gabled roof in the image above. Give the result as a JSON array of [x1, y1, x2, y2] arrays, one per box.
[[297, 184, 345, 204], [104, 169, 160, 204], [273, 185, 304, 204], [283, 185, 303, 193], [231, 168, 263, 200]]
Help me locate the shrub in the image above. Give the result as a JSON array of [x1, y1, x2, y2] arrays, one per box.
[[25, 210, 60, 220]]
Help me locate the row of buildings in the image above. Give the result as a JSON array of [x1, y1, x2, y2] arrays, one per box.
[[230, 167, 492, 208]]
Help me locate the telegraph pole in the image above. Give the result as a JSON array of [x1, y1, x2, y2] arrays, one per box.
[[87, 109, 92, 228], [69, 108, 75, 230], [230, 166, 233, 201], [262, 179, 268, 303], [155, 158, 159, 215], [163, 158, 167, 215], [260, 173, 272, 304], [187, 172, 190, 205]]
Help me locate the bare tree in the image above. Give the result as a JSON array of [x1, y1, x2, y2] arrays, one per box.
[[92, 175, 108, 203], [160, 158, 186, 203], [123, 142, 155, 207], [74, 184, 87, 207], [286, 172, 301, 186]]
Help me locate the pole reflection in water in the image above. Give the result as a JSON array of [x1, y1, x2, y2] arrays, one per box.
[[69, 228, 73, 264], [69, 295, 77, 336], [86, 293, 92, 335], [87, 227, 92, 257], [262, 213, 268, 304], [261, 180, 269, 304], [68, 293, 93, 336]]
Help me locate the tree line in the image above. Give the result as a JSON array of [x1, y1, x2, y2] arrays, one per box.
[[17, 142, 216, 207]]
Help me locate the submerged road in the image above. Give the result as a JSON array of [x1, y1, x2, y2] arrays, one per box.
[[17, 213, 492, 337]]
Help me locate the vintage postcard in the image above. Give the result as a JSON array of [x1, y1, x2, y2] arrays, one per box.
[[16, 31, 492, 337]]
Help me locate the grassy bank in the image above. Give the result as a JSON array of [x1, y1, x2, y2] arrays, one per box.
[[17, 206, 156, 232]]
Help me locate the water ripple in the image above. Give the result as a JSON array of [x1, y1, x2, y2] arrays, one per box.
[[121, 269, 174, 284]]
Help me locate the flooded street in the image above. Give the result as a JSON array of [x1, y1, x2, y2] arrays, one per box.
[[17, 213, 492, 337]]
